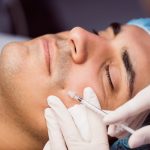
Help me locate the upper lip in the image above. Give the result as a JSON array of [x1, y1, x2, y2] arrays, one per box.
[[42, 39, 51, 74]]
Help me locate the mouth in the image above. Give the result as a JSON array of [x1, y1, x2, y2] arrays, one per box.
[[42, 39, 51, 74]]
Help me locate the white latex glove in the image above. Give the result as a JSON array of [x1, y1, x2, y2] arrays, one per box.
[[104, 110, 147, 139], [44, 87, 109, 150], [103, 85, 150, 148]]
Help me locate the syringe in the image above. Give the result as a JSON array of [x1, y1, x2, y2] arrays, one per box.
[[68, 91, 135, 134]]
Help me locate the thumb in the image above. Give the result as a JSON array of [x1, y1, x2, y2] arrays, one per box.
[[129, 125, 150, 148], [44, 108, 67, 150], [68, 104, 91, 141], [83, 87, 101, 109], [103, 100, 134, 124]]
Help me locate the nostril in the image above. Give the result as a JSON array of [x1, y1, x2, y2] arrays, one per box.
[[71, 39, 77, 53], [74, 46, 77, 53], [69, 27, 88, 64]]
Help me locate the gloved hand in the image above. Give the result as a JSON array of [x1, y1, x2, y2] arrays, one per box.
[[44, 87, 109, 150], [103, 85, 150, 148]]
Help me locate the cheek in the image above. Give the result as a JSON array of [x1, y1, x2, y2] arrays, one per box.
[[65, 65, 99, 96], [0, 50, 52, 134], [0, 63, 50, 117], [0, 63, 52, 139], [60, 70, 95, 108]]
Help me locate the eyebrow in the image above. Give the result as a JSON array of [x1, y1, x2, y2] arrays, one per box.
[[122, 50, 135, 97], [109, 23, 135, 97]]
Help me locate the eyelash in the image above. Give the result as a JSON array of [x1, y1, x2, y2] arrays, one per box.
[[105, 65, 114, 90]]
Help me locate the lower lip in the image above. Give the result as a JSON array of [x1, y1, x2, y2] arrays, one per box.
[[42, 39, 51, 73]]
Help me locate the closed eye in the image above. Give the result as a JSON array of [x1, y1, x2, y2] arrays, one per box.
[[105, 65, 114, 90]]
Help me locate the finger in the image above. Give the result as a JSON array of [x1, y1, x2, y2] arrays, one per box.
[[68, 104, 91, 141], [104, 86, 150, 124], [107, 124, 118, 137], [104, 100, 146, 124], [47, 96, 81, 142], [86, 107, 108, 144], [44, 108, 67, 150], [83, 87, 101, 109], [129, 126, 150, 148], [83, 87, 108, 143], [107, 124, 128, 138]]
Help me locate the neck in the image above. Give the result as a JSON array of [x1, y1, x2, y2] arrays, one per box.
[[0, 104, 45, 149]]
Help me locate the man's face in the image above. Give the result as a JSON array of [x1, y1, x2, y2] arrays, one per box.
[[0, 24, 150, 141]]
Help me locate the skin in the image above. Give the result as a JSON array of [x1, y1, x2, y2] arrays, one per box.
[[0, 24, 150, 149]]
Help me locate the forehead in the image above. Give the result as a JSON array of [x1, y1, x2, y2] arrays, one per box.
[[117, 25, 150, 95]]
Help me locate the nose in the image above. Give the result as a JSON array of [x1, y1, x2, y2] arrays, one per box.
[[69, 27, 95, 64]]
